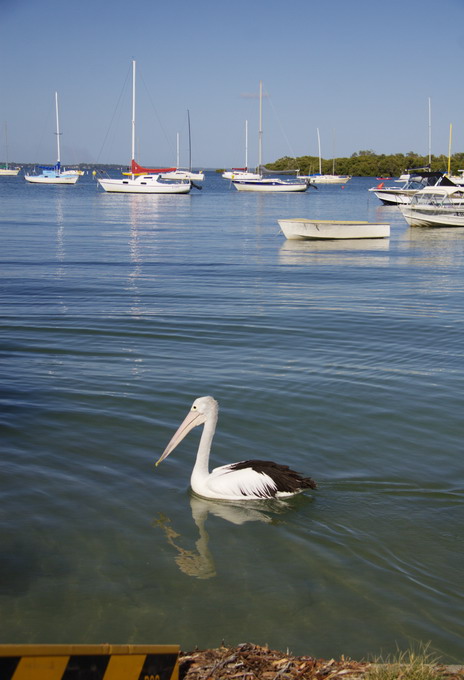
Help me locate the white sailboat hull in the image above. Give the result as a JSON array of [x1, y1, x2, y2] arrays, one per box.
[[98, 175, 191, 194], [278, 218, 390, 240], [25, 172, 78, 185], [231, 82, 308, 193], [233, 178, 308, 192], [160, 169, 204, 181], [222, 170, 261, 180], [304, 174, 351, 184]]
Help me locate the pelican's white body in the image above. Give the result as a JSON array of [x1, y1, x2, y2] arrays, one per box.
[[156, 396, 316, 501]]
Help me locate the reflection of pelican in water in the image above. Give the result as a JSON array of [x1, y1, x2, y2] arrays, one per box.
[[154, 504, 216, 580], [154, 494, 296, 579], [156, 397, 316, 500]]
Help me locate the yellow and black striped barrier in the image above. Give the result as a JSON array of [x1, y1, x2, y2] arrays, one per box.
[[0, 643, 179, 680]]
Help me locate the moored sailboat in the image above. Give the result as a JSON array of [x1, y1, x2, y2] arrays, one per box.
[[232, 82, 308, 193], [0, 165, 20, 177], [299, 128, 351, 184], [0, 123, 20, 176], [98, 61, 191, 194], [161, 113, 204, 182], [24, 93, 79, 185], [222, 120, 261, 181]]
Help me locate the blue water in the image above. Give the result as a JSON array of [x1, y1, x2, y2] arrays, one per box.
[[0, 173, 463, 661]]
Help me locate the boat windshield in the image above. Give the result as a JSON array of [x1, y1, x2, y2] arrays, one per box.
[[406, 172, 450, 190], [411, 189, 464, 206]]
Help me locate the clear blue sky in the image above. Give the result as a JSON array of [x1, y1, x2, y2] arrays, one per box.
[[1, 0, 464, 168]]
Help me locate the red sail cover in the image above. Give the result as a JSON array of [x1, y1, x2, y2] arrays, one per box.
[[131, 160, 176, 175]]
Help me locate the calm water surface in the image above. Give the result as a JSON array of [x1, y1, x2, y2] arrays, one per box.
[[0, 173, 463, 661]]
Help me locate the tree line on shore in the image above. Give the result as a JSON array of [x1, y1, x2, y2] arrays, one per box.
[[265, 150, 464, 177], [11, 150, 464, 177]]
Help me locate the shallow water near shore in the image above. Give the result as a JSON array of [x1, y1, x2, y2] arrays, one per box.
[[0, 173, 463, 660]]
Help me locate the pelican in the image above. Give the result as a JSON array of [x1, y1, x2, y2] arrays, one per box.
[[155, 396, 317, 501]]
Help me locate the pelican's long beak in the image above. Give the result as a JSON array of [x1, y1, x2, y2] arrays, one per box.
[[155, 408, 205, 466]]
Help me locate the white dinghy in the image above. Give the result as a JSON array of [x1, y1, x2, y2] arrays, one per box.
[[278, 218, 390, 241]]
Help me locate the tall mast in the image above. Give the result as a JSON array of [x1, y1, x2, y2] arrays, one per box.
[[131, 60, 136, 178], [55, 92, 61, 167], [317, 128, 322, 175], [448, 123, 452, 175], [258, 81, 263, 171], [187, 109, 192, 171], [428, 97, 432, 166], [4, 122, 9, 168], [332, 129, 335, 174], [245, 120, 248, 169], [176, 132, 180, 168]]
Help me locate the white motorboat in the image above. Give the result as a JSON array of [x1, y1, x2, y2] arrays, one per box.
[[278, 218, 390, 240], [25, 93, 79, 185], [231, 82, 308, 193], [399, 185, 464, 227], [447, 169, 464, 186], [369, 170, 455, 205], [299, 129, 351, 184], [98, 62, 191, 194]]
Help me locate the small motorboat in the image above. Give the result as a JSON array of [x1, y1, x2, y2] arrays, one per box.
[[369, 169, 455, 205], [399, 185, 464, 227]]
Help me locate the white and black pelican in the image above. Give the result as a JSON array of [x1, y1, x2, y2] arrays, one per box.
[[155, 396, 317, 501]]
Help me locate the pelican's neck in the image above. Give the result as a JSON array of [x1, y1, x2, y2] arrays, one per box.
[[191, 405, 217, 487]]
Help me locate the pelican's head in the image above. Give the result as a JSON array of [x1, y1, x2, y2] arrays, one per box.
[[155, 396, 218, 466]]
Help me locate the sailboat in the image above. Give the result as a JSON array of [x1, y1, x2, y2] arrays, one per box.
[[0, 123, 20, 176], [24, 93, 79, 185], [98, 61, 191, 194], [222, 120, 261, 181], [301, 128, 351, 184], [232, 82, 308, 192], [161, 111, 204, 182]]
